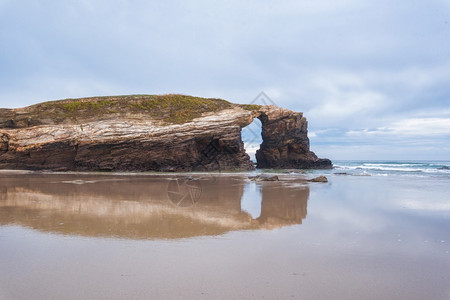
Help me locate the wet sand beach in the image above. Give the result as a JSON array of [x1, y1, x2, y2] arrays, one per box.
[[1, 171, 449, 299]]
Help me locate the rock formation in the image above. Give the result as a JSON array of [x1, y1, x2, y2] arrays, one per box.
[[0, 94, 332, 171], [255, 106, 332, 169]]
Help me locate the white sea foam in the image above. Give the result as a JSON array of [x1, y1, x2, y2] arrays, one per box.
[[333, 161, 450, 178]]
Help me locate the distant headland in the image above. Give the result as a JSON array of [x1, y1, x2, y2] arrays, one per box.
[[0, 94, 332, 171]]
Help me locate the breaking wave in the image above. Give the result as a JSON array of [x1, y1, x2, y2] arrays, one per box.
[[332, 161, 450, 177]]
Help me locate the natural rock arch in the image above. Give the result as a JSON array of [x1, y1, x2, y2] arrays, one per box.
[[0, 95, 332, 171], [250, 107, 332, 169]]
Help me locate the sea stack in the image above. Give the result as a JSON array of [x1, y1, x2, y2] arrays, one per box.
[[0, 94, 332, 171]]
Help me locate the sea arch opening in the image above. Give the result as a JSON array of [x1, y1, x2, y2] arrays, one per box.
[[241, 117, 263, 165]]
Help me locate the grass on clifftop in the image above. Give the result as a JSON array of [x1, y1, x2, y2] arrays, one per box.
[[128, 94, 232, 124], [27, 94, 233, 125], [238, 104, 262, 111]]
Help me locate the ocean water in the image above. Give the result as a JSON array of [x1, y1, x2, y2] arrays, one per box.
[[323, 160, 450, 178]]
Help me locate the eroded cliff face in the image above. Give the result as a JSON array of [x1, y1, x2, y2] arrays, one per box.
[[0, 95, 331, 171], [254, 106, 332, 169]]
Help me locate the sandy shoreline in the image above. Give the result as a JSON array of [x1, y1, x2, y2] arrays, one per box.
[[1, 172, 449, 299]]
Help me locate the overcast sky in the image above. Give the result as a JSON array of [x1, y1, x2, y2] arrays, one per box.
[[1, 0, 449, 160]]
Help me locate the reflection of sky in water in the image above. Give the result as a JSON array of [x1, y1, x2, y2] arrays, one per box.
[[240, 182, 262, 219], [305, 175, 450, 255]]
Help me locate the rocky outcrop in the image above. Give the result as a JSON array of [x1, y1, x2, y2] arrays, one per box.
[[308, 176, 329, 183], [0, 95, 331, 171], [254, 106, 332, 169]]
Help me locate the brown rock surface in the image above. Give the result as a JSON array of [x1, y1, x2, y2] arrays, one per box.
[[255, 106, 332, 169], [248, 174, 280, 182], [0, 94, 332, 171], [308, 176, 329, 183]]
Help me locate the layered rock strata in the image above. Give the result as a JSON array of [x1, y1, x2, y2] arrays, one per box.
[[0, 95, 332, 171]]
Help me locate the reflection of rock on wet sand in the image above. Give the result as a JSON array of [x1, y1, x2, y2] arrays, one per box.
[[0, 174, 309, 239], [258, 183, 309, 228]]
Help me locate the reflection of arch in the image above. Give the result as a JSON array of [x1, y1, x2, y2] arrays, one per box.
[[258, 183, 308, 227], [0, 174, 309, 239]]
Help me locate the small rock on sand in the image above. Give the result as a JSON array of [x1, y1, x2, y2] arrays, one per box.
[[308, 176, 328, 183], [248, 174, 279, 182]]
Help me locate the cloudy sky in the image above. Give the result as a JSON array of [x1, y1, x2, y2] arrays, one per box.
[[1, 0, 449, 160]]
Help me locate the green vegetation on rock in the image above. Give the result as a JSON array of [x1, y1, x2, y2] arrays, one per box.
[[61, 100, 114, 112], [127, 94, 232, 124], [239, 104, 262, 111], [12, 94, 234, 126]]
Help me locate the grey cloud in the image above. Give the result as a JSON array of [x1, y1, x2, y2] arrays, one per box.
[[0, 0, 449, 159]]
